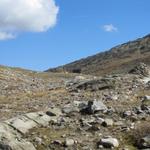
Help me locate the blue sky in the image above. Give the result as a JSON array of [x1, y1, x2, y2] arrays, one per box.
[[0, 0, 150, 71]]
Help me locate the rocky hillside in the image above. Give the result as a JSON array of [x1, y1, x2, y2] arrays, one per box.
[[0, 63, 150, 150], [0, 65, 79, 120], [47, 34, 150, 76], [0, 35, 150, 150]]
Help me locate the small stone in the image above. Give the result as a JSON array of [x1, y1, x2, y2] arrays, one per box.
[[133, 107, 143, 114], [34, 137, 42, 144], [123, 111, 132, 117], [143, 95, 150, 101], [96, 117, 105, 124], [141, 104, 150, 113], [46, 108, 62, 117], [65, 138, 74, 147], [61, 134, 66, 138], [52, 140, 62, 145], [114, 121, 124, 126], [43, 135, 47, 140], [102, 119, 114, 127], [98, 145, 104, 149], [88, 124, 100, 131]]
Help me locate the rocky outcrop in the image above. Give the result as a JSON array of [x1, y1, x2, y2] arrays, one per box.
[[67, 77, 117, 92], [0, 62, 150, 150], [0, 108, 61, 150], [129, 62, 150, 76]]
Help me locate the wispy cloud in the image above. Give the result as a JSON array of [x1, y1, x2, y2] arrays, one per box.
[[0, 32, 16, 40], [103, 24, 118, 32], [0, 0, 59, 40]]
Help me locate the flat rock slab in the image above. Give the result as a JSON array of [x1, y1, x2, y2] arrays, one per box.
[[0, 108, 62, 150], [0, 123, 36, 150], [0, 123, 20, 141], [5, 116, 38, 134], [5, 140, 36, 150], [25, 112, 54, 126]]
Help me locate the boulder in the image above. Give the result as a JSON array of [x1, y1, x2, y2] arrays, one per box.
[[82, 100, 107, 114], [143, 95, 150, 101], [140, 135, 150, 148], [73, 100, 88, 111], [62, 101, 87, 114], [98, 137, 119, 148], [62, 103, 79, 114], [0, 142, 12, 150]]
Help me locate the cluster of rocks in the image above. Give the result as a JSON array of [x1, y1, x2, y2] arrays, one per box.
[[0, 63, 149, 150], [129, 62, 150, 77], [0, 98, 149, 149], [59, 88, 150, 149], [66, 76, 118, 92], [60, 100, 122, 148], [62, 99, 108, 115], [123, 95, 150, 121], [0, 108, 62, 150], [0, 100, 121, 149], [0, 66, 65, 96]]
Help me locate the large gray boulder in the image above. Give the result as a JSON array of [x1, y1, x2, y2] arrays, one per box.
[[82, 100, 108, 114]]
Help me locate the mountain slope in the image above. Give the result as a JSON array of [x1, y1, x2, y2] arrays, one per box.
[[47, 34, 150, 76], [0, 51, 150, 149]]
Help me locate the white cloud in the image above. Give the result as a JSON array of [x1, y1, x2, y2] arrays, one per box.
[[0, 0, 59, 40], [103, 24, 118, 32]]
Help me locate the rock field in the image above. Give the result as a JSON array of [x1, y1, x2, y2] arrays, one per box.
[[0, 63, 150, 150]]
